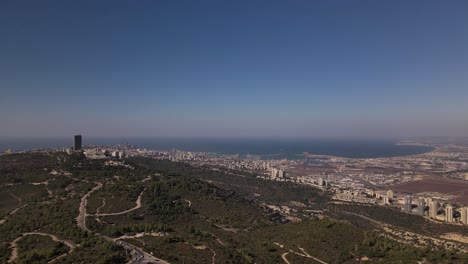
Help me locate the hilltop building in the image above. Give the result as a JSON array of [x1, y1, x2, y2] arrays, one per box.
[[74, 135, 82, 150]]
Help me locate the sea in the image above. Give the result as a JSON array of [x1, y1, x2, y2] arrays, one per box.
[[0, 137, 434, 159]]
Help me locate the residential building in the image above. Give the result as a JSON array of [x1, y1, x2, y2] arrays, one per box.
[[387, 190, 394, 199], [404, 196, 412, 212], [429, 200, 438, 219], [446, 204, 454, 223], [382, 195, 389, 205], [271, 168, 278, 178], [418, 197, 425, 215], [461, 207, 468, 224]]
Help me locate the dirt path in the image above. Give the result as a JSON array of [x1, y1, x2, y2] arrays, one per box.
[[186, 242, 216, 264], [30, 181, 48, 186], [297, 246, 328, 264], [8, 232, 75, 263], [274, 242, 328, 264], [75, 182, 168, 264], [0, 199, 27, 226], [0, 206, 26, 225], [96, 198, 106, 214], [337, 210, 388, 228], [114, 232, 167, 240], [214, 223, 240, 233], [96, 187, 147, 217], [215, 237, 225, 246], [281, 252, 291, 264], [184, 199, 192, 207], [9, 192, 22, 205], [94, 198, 106, 224], [209, 248, 216, 264], [76, 182, 103, 232], [141, 176, 152, 183]]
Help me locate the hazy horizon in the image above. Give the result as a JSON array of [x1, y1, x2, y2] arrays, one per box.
[[1, 1, 467, 138]]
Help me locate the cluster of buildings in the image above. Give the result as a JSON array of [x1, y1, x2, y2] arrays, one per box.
[[57, 135, 468, 228], [317, 177, 329, 186], [270, 168, 286, 179], [61, 135, 128, 160], [327, 185, 468, 226], [400, 195, 468, 224]]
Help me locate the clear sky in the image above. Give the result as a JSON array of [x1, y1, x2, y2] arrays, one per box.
[[1, 0, 467, 138]]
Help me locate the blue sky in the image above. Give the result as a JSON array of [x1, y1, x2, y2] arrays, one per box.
[[1, 0, 467, 138]]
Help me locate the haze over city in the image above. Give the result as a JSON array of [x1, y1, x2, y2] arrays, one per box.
[[1, 0, 467, 138], [5, 2, 468, 263]]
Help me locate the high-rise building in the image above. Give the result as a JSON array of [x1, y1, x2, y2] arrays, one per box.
[[445, 204, 454, 223], [271, 168, 278, 178], [404, 196, 412, 212], [429, 200, 438, 219], [382, 195, 389, 205], [387, 190, 394, 199], [418, 197, 425, 215], [461, 207, 468, 224], [74, 135, 82, 150], [277, 169, 284, 178], [318, 178, 324, 186]]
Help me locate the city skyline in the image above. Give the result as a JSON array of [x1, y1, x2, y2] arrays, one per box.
[[1, 0, 468, 138]]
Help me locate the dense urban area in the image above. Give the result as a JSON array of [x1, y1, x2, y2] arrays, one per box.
[[1, 136, 468, 263]]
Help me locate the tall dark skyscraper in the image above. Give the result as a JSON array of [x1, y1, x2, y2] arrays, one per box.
[[74, 135, 82, 150]]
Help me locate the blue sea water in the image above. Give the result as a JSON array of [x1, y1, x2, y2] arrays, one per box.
[[0, 137, 434, 159]]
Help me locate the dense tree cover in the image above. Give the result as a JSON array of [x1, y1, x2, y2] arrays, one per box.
[[128, 157, 330, 206], [330, 204, 468, 237], [0, 153, 127, 263], [0, 153, 54, 184], [1, 153, 468, 263], [59, 237, 127, 264], [0, 199, 88, 243], [0, 191, 20, 217], [15, 235, 68, 264]]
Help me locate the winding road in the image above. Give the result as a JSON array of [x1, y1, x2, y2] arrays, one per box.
[[76, 182, 168, 264], [76, 182, 103, 232], [96, 187, 147, 217]]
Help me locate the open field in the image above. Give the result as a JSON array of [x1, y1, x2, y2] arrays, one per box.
[[391, 177, 468, 203]]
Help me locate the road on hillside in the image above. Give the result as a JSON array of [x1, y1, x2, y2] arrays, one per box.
[[76, 181, 168, 264]]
